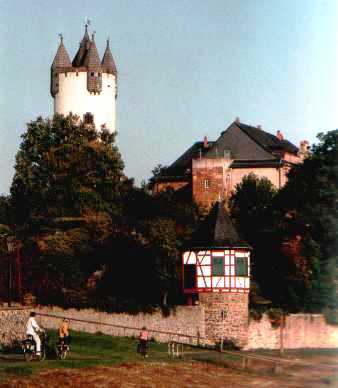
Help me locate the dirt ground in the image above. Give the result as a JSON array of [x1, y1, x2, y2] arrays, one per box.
[[1, 357, 337, 388]]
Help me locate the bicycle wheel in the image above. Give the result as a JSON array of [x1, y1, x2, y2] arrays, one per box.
[[39, 350, 46, 361], [60, 348, 68, 359], [24, 351, 33, 362]]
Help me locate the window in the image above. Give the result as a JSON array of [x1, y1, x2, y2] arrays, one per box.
[[204, 179, 210, 189], [98, 73, 101, 77], [91, 72, 95, 76], [184, 264, 196, 289], [84, 112, 94, 125], [235, 257, 248, 276], [212, 257, 224, 276], [54, 73, 57, 78]]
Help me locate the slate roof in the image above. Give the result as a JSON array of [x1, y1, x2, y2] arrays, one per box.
[[51, 39, 71, 68], [72, 27, 91, 67], [190, 202, 250, 248], [83, 37, 101, 68], [236, 122, 299, 154], [101, 39, 117, 75]]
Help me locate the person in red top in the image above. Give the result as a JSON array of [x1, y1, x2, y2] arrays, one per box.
[[138, 326, 149, 358]]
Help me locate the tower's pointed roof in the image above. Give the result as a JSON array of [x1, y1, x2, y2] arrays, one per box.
[[72, 25, 91, 67], [190, 202, 251, 248], [101, 39, 117, 75], [83, 34, 101, 68], [51, 36, 71, 68]]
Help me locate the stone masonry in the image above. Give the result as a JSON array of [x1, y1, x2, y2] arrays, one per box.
[[199, 292, 249, 348], [0, 308, 30, 347]]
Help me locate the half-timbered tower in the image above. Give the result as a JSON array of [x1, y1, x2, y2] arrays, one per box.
[[183, 202, 251, 347], [51, 25, 117, 132]]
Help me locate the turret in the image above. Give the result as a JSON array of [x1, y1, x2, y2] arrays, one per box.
[[50, 35, 71, 97], [101, 39, 117, 76], [84, 34, 102, 93], [72, 25, 91, 67]]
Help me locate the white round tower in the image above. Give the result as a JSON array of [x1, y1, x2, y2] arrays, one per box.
[[51, 26, 117, 132]]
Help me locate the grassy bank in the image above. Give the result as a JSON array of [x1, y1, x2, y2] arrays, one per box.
[[0, 330, 168, 380]]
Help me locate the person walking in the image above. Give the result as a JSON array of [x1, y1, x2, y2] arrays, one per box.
[[139, 326, 149, 358]]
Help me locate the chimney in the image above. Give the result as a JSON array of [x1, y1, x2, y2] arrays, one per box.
[[203, 136, 209, 149], [276, 130, 284, 141], [257, 125, 262, 129], [235, 117, 240, 123]]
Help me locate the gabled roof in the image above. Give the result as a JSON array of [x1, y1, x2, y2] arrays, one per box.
[[72, 26, 91, 67], [190, 202, 250, 248], [205, 121, 299, 160], [51, 38, 71, 68], [236, 122, 298, 154], [101, 39, 117, 75], [83, 36, 101, 68]]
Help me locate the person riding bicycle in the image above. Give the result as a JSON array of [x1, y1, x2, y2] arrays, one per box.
[[58, 318, 71, 346], [26, 312, 42, 355]]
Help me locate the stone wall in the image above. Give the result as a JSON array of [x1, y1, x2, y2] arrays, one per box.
[[35, 305, 205, 345], [245, 313, 338, 350], [199, 293, 249, 347], [0, 308, 30, 347], [1, 306, 337, 350]]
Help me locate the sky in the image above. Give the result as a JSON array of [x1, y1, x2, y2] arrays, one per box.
[[0, 0, 337, 194]]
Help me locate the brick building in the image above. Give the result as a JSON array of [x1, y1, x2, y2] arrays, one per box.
[[153, 119, 309, 207]]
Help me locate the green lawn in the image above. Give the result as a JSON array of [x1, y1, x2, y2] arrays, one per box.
[[0, 330, 169, 380]]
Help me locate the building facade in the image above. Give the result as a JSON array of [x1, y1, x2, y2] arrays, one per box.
[[154, 119, 309, 207], [51, 25, 117, 132]]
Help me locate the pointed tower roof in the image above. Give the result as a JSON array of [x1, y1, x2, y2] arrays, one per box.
[[83, 34, 101, 68], [72, 25, 91, 67], [51, 35, 71, 68], [101, 39, 117, 75], [190, 202, 251, 249]]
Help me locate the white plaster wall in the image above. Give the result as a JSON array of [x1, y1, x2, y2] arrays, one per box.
[[54, 72, 116, 132]]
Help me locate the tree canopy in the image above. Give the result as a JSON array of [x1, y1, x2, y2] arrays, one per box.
[[11, 114, 125, 225]]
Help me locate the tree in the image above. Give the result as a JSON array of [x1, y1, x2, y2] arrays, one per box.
[[275, 130, 338, 313], [142, 218, 179, 306], [11, 114, 125, 225], [9, 114, 127, 304], [229, 174, 278, 300]]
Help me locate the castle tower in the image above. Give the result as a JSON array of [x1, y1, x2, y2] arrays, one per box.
[[51, 25, 117, 132]]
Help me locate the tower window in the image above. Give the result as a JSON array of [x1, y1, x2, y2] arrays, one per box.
[[204, 179, 210, 189], [235, 257, 248, 276], [212, 257, 224, 276], [84, 112, 94, 125]]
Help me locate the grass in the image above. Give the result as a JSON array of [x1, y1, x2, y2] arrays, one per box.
[[0, 329, 169, 381]]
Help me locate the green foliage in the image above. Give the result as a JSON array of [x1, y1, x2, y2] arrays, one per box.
[[230, 131, 338, 314], [11, 114, 125, 224], [275, 130, 338, 312], [230, 173, 277, 241]]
